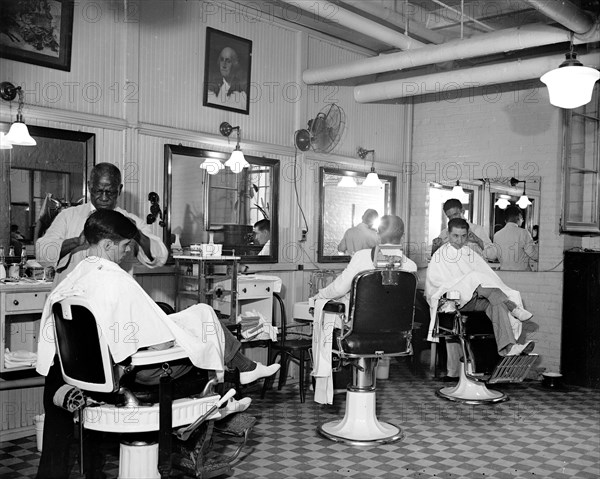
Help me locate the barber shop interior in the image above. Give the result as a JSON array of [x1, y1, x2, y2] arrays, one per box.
[[1, 1, 599, 478]]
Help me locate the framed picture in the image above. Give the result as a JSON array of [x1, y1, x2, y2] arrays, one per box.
[[0, 0, 74, 72], [203, 27, 252, 115]]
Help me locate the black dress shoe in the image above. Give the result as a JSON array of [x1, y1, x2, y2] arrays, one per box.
[[441, 376, 459, 382]]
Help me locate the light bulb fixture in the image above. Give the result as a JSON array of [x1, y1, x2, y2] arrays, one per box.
[[338, 175, 357, 187], [219, 121, 249, 173], [540, 34, 600, 109], [509, 177, 532, 209], [0, 82, 36, 146], [494, 194, 511, 210], [357, 147, 382, 188], [199, 157, 224, 175], [451, 180, 469, 203], [0, 132, 13, 149]]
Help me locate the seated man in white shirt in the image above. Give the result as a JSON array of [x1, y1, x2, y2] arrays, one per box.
[[253, 219, 271, 256], [425, 218, 535, 359]]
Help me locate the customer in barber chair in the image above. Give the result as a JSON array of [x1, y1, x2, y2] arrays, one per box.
[[310, 215, 417, 404], [425, 218, 535, 370], [36, 209, 279, 479]]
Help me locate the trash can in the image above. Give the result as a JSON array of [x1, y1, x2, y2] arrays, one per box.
[[34, 414, 45, 452], [376, 358, 391, 380]]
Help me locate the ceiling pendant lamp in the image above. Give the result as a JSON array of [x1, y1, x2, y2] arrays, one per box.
[[338, 175, 357, 187], [0, 82, 36, 146], [219, 122, 249, 174], [358, 147, 382, 188], [540, 35, 600, 109], [494, 194, 511, 209], [451, 180, 469, 203]]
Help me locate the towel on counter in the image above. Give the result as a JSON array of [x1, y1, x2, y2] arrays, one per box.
[[4, 349, 37, 369]]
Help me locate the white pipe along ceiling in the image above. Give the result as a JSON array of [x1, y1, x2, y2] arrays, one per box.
[[296, 0, 600, 103]]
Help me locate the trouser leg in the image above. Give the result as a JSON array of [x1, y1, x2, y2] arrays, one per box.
[[445, 340, 462, 377], [461, 293, 515, 355], [222, 322, 242, 364]]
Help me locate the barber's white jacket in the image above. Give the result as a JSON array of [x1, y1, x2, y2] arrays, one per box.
[[37, 257, 226, 376]]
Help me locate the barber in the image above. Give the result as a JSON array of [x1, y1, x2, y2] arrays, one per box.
[[35, 162, 168, 479], [36, 162, 168, 285]]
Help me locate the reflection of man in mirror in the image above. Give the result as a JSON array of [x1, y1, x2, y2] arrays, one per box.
[[493, 205, 538, 271], [431, 198, 497, 261], [253, 219, 270, 256], [337, 209, 379, 256], [206, 46, 247, 109]]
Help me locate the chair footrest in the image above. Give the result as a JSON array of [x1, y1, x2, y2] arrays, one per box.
[[488, 354, 538, 384], [214, 412, 257, 437]]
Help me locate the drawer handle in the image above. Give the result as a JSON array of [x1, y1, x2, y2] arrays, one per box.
[[13, 300, 19, 306], [242, 288, 247, 293], [266, 287, 270, 292]]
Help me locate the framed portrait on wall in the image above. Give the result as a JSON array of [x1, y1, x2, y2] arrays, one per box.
[[0, 0, 74, 72], [203, 27, 252, 115]]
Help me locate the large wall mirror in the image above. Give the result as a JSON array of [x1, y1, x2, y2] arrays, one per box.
[[318, 167, 397, 263], [0, 123, 95, 255], [164, 145, 279, 263]]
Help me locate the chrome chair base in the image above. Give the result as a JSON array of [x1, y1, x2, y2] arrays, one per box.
[[317, 390, 404, 445], [435, 367, 508, 405]]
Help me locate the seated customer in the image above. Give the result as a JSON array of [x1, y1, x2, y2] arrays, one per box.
[[253, 219, 271, 256], [313, 215, 416, 303], [37, 209, 280, 385], [425, 218, 534, 359]]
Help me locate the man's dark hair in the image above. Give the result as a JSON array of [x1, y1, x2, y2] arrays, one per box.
[[90, 162, 122, 185], [443, 198, 463, 213], [254, 219, 270, 232], [448, 217, 469, 232], [84, 209, 137, 245], [505, 205, 522, 223], [378, 215, 404, 243]]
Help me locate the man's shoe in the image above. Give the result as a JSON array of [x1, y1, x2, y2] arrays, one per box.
[[506, 340, 535, 356], [239, 362, 281, 385], [218, 397, 252, 420], [511, 307, 533, 322]]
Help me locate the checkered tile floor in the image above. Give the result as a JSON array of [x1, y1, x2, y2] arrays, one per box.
[[2, 359, 599, 479]]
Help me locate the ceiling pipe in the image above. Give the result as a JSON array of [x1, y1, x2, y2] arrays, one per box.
[[303, 24, 574, 84], [353, 52, 600, 103], [524, 0, 597, 35], [278, 0, 425, 50], [338, 0, 446, 44]]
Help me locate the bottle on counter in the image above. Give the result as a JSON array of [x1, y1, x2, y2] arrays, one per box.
[[8, 246, 15, 258], [20, 249, 28, 277], [0, 246, 6, 280]]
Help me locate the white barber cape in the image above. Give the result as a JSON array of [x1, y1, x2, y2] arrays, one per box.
[[37, 257, 226, 376], [425, 243, 522, 343]]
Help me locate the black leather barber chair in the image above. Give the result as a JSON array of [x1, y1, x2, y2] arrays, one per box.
[[52, 297, 256, 479], [434, 301, 538, 404], [317, 262, 417, 445]]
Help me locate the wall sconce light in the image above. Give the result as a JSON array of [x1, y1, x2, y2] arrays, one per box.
[[494, 194, 511, 210], [451, 180, 469, 203], [338, 175, 357, 187], [510, 177, 532, 209], [0, 132, 12, 150], [357, 147, 382, 188], [219, 121, 249, 174], [199, 157, 225, 175], [540, 34, 600, 109], [0, 82, 36, 146]]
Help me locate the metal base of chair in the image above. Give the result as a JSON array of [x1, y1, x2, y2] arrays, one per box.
[[317, 389, 404, 445], [118, 441, 160, 479], [435, 365, 508, 405]]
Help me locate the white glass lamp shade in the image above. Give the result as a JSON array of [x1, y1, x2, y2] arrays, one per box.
[[516, 195, 532, 209], [363, 170, 383, 188], [451, 184, 469, 203], [495, 196, 511, 209], [225, 149, 249, 174], [541, 65, 600, 109], [0, 132, 13, 149], [338, 176, 357, 187], [5, 121, 36, 146], [199, 158, 224, 175]]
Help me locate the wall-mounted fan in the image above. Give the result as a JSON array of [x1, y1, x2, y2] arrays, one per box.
[[294, 103, 346, 153]]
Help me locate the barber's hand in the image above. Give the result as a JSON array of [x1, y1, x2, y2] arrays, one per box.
[[467, 232, 484, 249], [432, 237, 444, 248]]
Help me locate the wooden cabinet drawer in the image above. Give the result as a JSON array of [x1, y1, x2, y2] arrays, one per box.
[[238, 281, 273, 299], [5, 292, 49, 312]]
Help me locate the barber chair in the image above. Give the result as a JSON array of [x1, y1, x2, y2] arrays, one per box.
[[52, 297, 256, 479], [433, 297, 538, 404], [317, 263, 417, 445]]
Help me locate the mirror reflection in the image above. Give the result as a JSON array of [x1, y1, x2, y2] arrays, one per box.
[[1, 123, 95, 255], [318, 167, 397, 263], [164, 145, 279, 262]]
